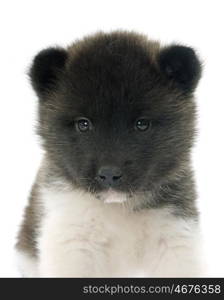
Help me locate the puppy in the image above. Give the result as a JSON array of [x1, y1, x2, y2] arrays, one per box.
[[16, 31, 203, 277]]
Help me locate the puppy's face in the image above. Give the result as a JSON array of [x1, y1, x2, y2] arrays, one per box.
[[31, 32, 201, 196]]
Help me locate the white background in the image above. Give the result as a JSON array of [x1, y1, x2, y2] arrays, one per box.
[[0, 0, 223, 277]]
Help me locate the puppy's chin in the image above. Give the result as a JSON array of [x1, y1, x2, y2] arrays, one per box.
[[99, 189, 127, 204]]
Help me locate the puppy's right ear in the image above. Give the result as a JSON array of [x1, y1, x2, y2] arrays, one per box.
[[29, 47, 68, 99], [158, 45, 202, 93]]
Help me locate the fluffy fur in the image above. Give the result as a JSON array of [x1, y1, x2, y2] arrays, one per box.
[[16, 31, 203, 277]]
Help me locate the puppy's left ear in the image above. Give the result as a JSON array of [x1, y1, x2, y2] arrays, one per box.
[[159, 45, 202, 93]]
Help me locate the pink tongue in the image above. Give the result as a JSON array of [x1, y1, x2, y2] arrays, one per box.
[[103, 190, 127, 203]]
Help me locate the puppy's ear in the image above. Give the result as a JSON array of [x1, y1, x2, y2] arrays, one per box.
[[30, 47, 68, 99], [159, 45, 202, 93]]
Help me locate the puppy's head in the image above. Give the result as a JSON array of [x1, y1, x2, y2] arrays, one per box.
[[30, 32, 201, 197]]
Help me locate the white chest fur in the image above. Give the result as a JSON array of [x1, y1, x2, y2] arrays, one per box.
[[31, 188, 204, 277]]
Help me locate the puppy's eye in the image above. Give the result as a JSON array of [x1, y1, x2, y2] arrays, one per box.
[[76, 118, 92, 132], [135, 118, 151, 131]]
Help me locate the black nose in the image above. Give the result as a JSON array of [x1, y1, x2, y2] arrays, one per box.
[[97, 166, 122, 187]]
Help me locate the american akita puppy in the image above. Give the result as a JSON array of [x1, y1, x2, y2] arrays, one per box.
[[16, 31, 203, 277]]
